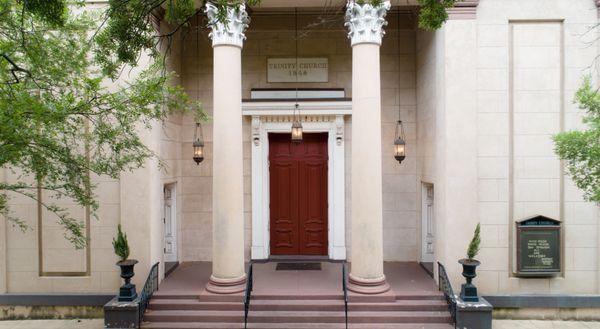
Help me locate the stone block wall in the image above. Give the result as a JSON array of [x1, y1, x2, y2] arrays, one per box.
[[475, 0, 600, 294]]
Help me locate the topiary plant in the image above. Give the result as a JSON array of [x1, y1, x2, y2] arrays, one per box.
[[112, 224, 130, 262], [466, 223, 481, 261]]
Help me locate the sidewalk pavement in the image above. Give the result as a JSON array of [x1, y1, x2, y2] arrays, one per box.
[[0, 320, 103, 329], [0, 319, 599, 328], [494, 320, 600, 328]]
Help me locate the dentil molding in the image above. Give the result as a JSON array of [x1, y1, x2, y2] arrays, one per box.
[[344, 0, 391, 46], [205, 3, 250, 48]]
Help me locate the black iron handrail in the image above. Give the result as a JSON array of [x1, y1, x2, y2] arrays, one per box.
[[342, 262, 348, 329], [139, 262, 160, 323], [437, 262, 457, 326], [244, 262, 254, 329]]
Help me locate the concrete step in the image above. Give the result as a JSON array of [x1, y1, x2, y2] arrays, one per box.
[[153, 293, 200, 300], [348, 311, 452, 324], [144, 310, 451, 324], [144, 310, 243, 323], [149, 299, 244, 311], [153, 292, 244, 303], [251, 294, 343, 300], [246, 299, 447, 312], [142, 322, 455, 329], [246, 323, 454, 329], [395, 294, 445, 301], [349, 300, 448, 312], [146, 299, 447, 316], [248, 324, 454, 329], [247, 310, 452, 324], [250, 299, 344, 311]]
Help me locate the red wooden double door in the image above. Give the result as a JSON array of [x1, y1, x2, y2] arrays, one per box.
[[269, 133, 328, 256]]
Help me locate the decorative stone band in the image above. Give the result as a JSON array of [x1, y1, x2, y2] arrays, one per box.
[[345, 0, 391, 46], [447, 0, 479, 20], [206, 274, 247, 294], [205, 3, 250, 48]]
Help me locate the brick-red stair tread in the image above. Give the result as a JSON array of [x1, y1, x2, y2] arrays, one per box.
[[142, 322, 455, 329], [251, 294, 344, 300], [149, 299, 243, 310]]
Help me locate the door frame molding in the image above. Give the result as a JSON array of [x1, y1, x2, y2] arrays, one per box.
[[420, 182, 434, 263], [163, 183, 178, 263], [243, 101, 350, 260]]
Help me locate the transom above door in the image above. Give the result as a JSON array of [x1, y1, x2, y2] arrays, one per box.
[[269, 133, 328, 256]]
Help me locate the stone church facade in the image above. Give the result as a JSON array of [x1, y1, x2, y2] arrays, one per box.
[[1, 0, 600, 317]]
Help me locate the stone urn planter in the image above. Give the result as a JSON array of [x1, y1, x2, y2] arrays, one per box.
[[117, 259, 138, 302], [458, 258, 480, 302]]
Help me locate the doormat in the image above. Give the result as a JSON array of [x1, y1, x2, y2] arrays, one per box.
[[276, 262, 322, 271]]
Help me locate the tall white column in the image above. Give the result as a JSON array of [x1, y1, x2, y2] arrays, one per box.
[[345, 0, 391, 294], [205, 3, 249, 294]]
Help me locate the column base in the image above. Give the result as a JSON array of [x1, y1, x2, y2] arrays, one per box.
[[347, 273, 390, 294], [205, 274, 247, 294]]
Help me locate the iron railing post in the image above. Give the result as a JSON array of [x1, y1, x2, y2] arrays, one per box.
[[437, 262, 457, 327], [342, 262, 348, 329], [244, 262, 254, 329], [139, 262, 160, 324]]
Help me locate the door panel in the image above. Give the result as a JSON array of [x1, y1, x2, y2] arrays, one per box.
[[269, 133, 328, 256], [270, 160, 298, 253]]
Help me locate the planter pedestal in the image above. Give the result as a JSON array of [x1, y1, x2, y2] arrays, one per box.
[[456, 297, 493, 329], [104, 297, 139, 329]]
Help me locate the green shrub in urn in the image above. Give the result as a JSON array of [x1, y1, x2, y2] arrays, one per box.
[[112, 224, 130, 261], [467, 223, 481, 261], [112, 224, 138, 302], [459, 223, 482, 302]]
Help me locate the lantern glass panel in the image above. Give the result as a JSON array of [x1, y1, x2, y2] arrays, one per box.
[[193, 141, 204, 164], [291, 121, 303, 143], [394, 142, 405, 157]]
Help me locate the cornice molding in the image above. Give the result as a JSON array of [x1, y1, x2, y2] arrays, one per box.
[[205, 3, 250, 48], [344, 0, 391, 46], [447, 0, 479, 20]]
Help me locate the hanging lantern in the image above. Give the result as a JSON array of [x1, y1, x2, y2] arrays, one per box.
[[193, 122, 204, 165], [291, 103, 303, 143], [393, 14, 406, 165], [394, 120, 406, 164]]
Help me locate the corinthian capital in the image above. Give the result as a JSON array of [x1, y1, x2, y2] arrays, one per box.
[[344, 0, 391, 46], [205, 2, 250, 48]]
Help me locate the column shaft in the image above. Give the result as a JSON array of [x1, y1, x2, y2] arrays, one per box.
[[351, 43, 384, 277], [344, 0, 391, 294], [348, 43, 389, 294], [204, 2, 249, 294], [207, 45, 246, 293]]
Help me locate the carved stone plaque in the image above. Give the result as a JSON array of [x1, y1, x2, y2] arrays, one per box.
[[267, 58, 328, 83]]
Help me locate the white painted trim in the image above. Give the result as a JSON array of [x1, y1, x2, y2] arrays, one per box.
[[163, 183, 178, 263], [420, 183, 434, 263], [243, 101, 352, 116], [245, 102, 349, 260], [250, 89, 345, 100]]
